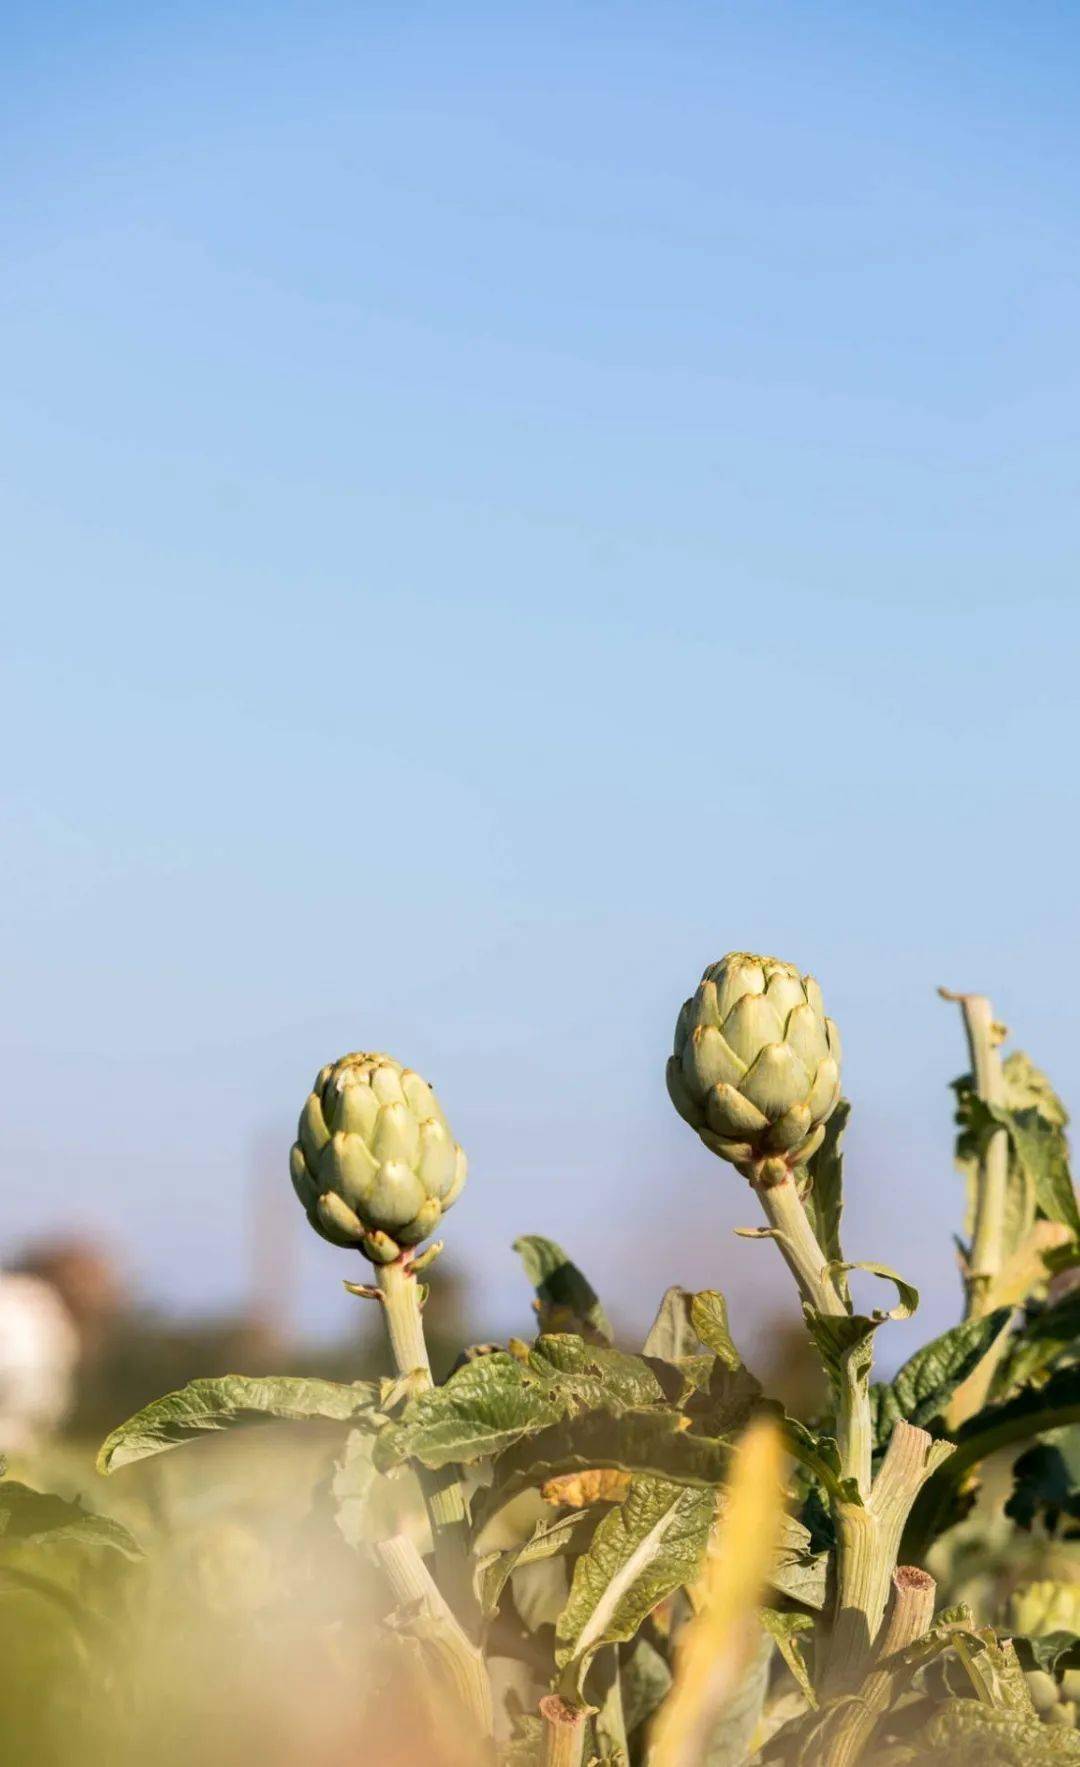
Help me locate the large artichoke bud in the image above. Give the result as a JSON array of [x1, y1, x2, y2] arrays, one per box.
[[290, 1053, 467, 1263], [668, 954, 841, 1180]]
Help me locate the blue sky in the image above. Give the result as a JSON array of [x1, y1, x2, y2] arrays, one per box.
[[3, 1, 1078, 1362]]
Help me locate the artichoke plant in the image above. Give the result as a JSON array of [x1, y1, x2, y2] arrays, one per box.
[[667, 953, 842, 1179], [289, 1052, 467, 1263]]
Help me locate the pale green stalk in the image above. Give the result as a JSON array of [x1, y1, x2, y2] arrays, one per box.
[[374, 1256, 475, 1625], [820, 1566, 936, 1766], [376, 1533, 493, 1742], [940, 988, 1015, 1425]]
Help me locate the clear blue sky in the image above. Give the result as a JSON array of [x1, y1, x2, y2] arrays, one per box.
[[3, 1, 1078, 1362]]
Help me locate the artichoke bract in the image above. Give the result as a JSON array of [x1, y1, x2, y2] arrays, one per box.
[[290, 1053, 467, 1264], [668, 953, 842, 1180]]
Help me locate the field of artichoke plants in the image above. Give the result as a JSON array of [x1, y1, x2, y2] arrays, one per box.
[[3, 953, 1079, 1766]]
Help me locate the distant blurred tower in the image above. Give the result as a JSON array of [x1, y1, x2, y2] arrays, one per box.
[[248, 1128, 296, 1345]]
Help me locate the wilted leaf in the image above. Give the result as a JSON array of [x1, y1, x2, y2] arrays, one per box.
[[541, 1468, 631, 1508], [513, 1235, 613, 1343], [556, 1477, 715, 1698], [97, 1375, 379, 1473]]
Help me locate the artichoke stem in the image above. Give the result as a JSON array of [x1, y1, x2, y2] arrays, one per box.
[[374, 1255, 477, 1630], [377, 1533, 494, 1743], [817, 1566, 936, 1767], [750, 1171, 847, 1318]]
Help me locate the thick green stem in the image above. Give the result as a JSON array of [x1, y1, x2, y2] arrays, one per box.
[[374, 1257, 474, 1623], [376, 1533, 493, 1742], [752, 1172, 847, 1318], [825, 1423, 942, 1692], [539, 1695, 587, 1767]]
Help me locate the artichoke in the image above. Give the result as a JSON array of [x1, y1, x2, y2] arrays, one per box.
[[668, 953, 842, 1179], [290, 1053, 467, 1263]]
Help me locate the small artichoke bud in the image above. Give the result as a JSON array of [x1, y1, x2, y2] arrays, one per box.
[[290, 1053, 467, 1263], [668, 953, 842, 1179]]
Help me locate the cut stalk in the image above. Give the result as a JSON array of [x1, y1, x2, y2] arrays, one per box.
[[820, 1566, 936, 1766], [540, 1695, 587, 1767]]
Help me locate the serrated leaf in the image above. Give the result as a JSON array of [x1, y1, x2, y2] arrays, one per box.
[[513, 1235, 613, 1343], [913, 1698, 1080, 1761], [872, 1308, 1012, 1445], [527, 1334, 668, 1410], [760, 1607, 817, 1707], [375, 1353, 567, 1472], [555, 1477, 715, 1697], [0, 1481, 143, 1560], [97, 1375, 379, 1473], [801, 1099, 850, 1273]]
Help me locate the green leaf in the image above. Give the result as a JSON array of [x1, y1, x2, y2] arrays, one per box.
[[0, 1481, 142, 1560], [643, 1287, 698, 1360], [1005, 1432, 1080, 1534], [1012, 1632, 1080, 1676], [619, 1636, 672, 1735], [965, 1096, 1080, 1241], [527, 1335, 668, 1411], [97, 1375, 379, 1473], [330, 1429, 381, 1550], [703, 1630, 774, 1765], [1002, 1290, 1080, 1393], [689, 1291, 743, 1371], [760, 1607, 817, 1707], [912, 1698, 1080, 1761], [478, 1410, 827, 1610], [801, 1099, 850, 1273], [555, 1476, 714, 1698], [474, 1508, 595, 1617], [781, 1417, 862, 1505], [905, 1366, 1080, 1556], [374, 1352, 567, 1472], [513, 1234, 613, 1343], [871, 1307, 1012, 1445]]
